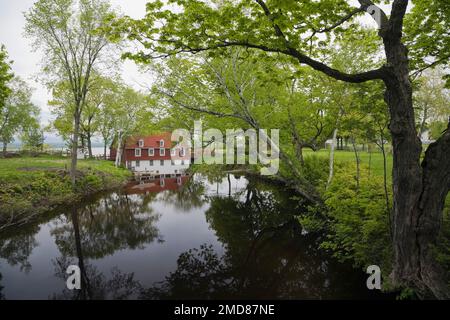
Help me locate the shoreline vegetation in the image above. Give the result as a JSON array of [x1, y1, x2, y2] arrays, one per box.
[[0, 154, 131, 231], [1, 151, 448, 298], [193, 149, 450, 298]]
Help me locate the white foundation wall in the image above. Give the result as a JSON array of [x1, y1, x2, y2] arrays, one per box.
[[127, 159, 190, 174]]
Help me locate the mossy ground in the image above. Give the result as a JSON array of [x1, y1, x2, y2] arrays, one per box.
[[0, 155, 131, 229]]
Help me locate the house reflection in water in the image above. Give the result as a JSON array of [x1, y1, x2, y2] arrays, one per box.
[[125, 175, 190, 195]]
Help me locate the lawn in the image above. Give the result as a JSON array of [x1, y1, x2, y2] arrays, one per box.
[[0, 155, 129, 183], [0, 155, 131, 230], [304, 149, 393, 179]]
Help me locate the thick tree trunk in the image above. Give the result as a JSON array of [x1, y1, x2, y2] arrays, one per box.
[[2, 142, 6, 157], [384, 37, 450, 298], [103, 143, 107, 160]]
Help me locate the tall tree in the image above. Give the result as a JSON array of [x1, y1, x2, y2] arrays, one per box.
[[25, 0, 116, 183], [0, 77, 39, 156], [113, 86, 154, 167], [110, 0, 450, 298], [0, 45, 14, 112], [21, 125, 45, 152]]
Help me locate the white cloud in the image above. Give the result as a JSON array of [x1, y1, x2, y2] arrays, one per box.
[[0, 0, 150, 130]]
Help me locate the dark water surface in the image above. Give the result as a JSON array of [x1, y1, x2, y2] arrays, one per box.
[[0, 174, 388, 299]]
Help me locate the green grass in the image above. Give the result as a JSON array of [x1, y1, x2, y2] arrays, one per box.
[[0, 155, 129, 182], [304, 149, 393, 179], [0, 155, 131, 229]]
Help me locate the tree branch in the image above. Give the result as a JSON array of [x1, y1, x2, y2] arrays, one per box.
[[253, 0, 386, 83], [411, 54, 450, 80], [314, 7, 365, 34], [158, 89, 246, 120]]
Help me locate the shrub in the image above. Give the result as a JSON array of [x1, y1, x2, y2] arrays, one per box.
[[302, 155, 329, 190], [322, 163, 392, 269]]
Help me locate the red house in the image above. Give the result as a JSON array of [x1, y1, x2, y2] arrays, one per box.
[[110, 133, 190, 175]]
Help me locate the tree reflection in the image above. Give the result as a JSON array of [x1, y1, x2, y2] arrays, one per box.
[[140, 244, 229, 299], [158, 177, 207, 212], [140, 177, 366, 299], [0, 272, 4, 300], [0, 174, 372, 299], [51, 193, 162, 259], [0, 225, 39, 273], [49, 192, 162, 300], [51, 255, 141, 300]]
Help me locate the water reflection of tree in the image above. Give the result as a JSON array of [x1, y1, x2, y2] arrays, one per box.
[[51, 193, 162, 259], [141, 178, 365, 299], [158, 178, 206, 212], [51, 255, 141, 300], [0, 272, 4, 300], [49, 192, 162, 300], [0, 225, 39, 273]]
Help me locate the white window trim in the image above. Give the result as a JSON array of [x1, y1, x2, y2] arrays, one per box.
[[160, 148, 165, 156], [135, 148, 141, 157], [180, 147, 185, 157], [149, 148, 154, 156], [171, 148, 176, 156], [138, 139, 144, 147], [160, 140, 164, 148]]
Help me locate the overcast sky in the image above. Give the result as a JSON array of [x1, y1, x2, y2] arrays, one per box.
[[0, 0, 391, 144], [0, 0, 151, 143]]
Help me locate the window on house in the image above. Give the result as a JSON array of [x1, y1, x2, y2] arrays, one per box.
[[160, 179, 165, 187], [171, 160, 175, 165], [149, 148, 154, 156], [171, 148, 176, 156], [160, 140, 164, 148], [180, 147, 185, 157], [135, 148, 141, 157], [138, 139, 144, 147], [160, 148, 165, 156], [150, 160, 154, 166], [160, 160, 164, 166], [181, 160, 185, 165], [136, 160, 140, 167]]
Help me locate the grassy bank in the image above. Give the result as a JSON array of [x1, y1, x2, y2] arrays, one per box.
[[304, 149, 393, 179], [0, 155, 131, 230], [302, 150, 450, 297]]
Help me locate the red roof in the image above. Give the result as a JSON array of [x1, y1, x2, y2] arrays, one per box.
[[125, 133, 173, 149]]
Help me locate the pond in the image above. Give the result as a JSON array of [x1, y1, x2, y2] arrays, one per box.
[[0, 173, 389, 299]]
